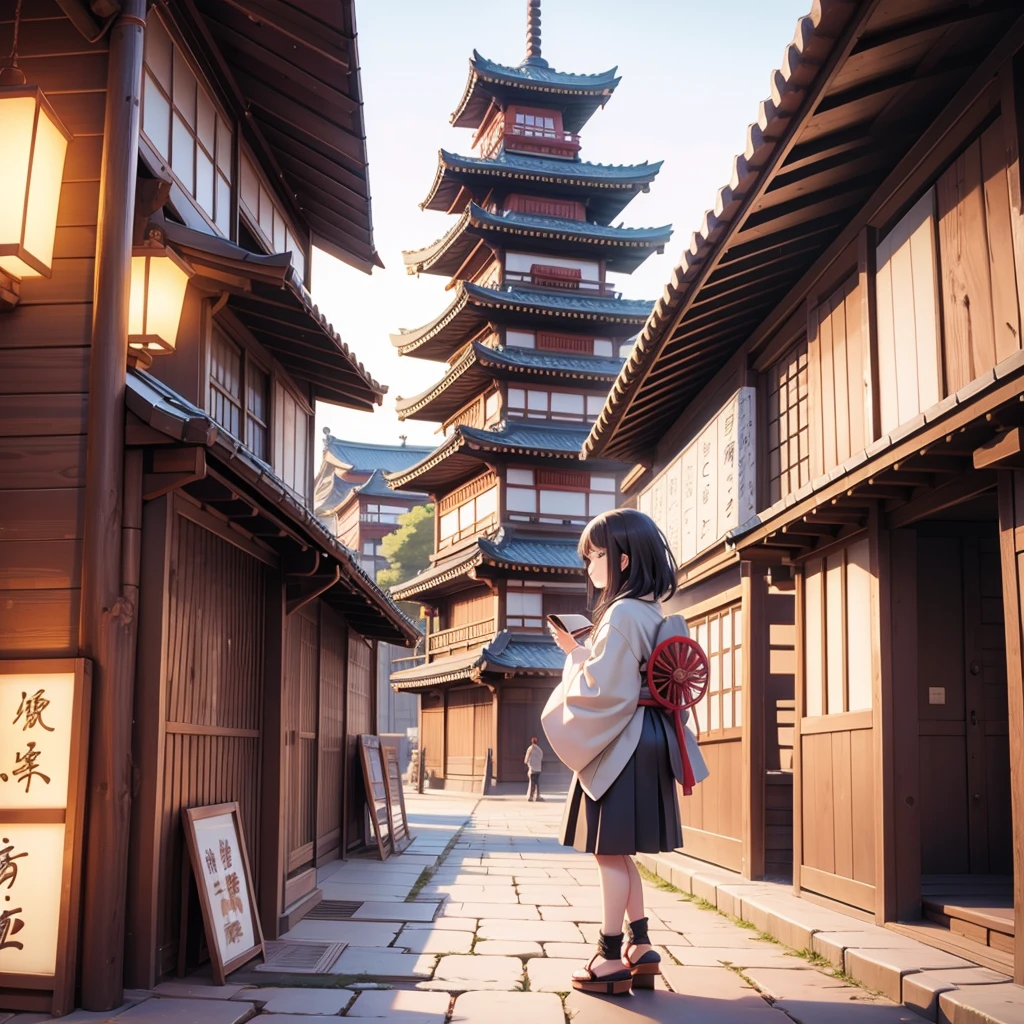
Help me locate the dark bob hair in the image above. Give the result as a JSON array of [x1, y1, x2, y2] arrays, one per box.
[[578, 508, 677, 619]]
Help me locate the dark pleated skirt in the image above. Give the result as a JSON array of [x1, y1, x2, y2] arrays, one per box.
[[559, 708, 683, 855]]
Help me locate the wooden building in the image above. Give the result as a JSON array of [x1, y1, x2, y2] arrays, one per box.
[[583, 0, 1024, 983], [314, 434, 432, 576], [0, 0, 417, 1011], [385, 2, 671, 791]]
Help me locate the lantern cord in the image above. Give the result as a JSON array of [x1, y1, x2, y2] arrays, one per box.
[[6, 0, 22, 67]]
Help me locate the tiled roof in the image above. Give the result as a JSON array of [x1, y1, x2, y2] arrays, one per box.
[[481, 633, 565, 673], [389, 529, 585, 600], [451, 51, 621, 134], [352, 469, 427, 500], [437, 149, 662, 185], [477, 534, 584, 570], [324, 435, 434, 473], [472, 52, 619, 90], [461, 420, 591, 453], [390, 631, 565, 690], [477, 344, 624, 377], [465, 283, 653, 320], [314, 472, 355, 516], [402, 204, 671, 277]]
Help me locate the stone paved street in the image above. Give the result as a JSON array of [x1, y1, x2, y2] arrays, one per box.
[[2, 793, 932, 1024]]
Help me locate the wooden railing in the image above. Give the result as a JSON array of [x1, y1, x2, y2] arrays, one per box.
[[428, 617, 496, 655], [504, 269, 619, 298], [438, 511, 498, 550]]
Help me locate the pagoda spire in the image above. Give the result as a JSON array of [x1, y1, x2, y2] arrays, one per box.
[[524, 0, 548, 68]]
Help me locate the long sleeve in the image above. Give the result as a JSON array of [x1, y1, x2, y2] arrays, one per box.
[[541, 603, 649, 777]]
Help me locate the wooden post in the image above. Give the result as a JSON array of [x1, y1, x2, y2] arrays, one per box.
[[741, 563, 767, 880], [78, 2, 147, 1008], [260, 573, 286, 940], [792, 566, 804, 895], [997, 471, 1024, 984]]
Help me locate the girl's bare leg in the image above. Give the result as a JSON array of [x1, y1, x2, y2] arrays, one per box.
[[583, 854, 630, 977], [623, 856, 653, 962]]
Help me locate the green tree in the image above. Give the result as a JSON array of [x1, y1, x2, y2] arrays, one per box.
[[377, 502, 435, 591]]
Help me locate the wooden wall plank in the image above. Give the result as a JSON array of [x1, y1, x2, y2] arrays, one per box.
[[0, 436, 87, 489], [830, 290, 851, 466], [845, 279, 867, 456], [0, 538, 81, 589], [48, 92, 106, 136], [831, 730, 854, 880], [889, 222, 922, 425], [57, 181, 100, 227], [18, 258, 95, 305], [0, 488, 82, 540], [0, 587, 79, 655], [0, 394, 88, 436], [981, 119, 1022, 365], [819, 300, 837, 471], [0, 347, 89, 394], [0, 304, 93, 348], [850, 726, 876, 885], [874, 236, 899, 435], [807, 305, 824, 478]]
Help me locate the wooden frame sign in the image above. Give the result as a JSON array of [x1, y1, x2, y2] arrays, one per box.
[[182, 803, 264, 983], [0, 658, 92, 1016], [384, 746, 411, 854], [359, 735, 392, 860]]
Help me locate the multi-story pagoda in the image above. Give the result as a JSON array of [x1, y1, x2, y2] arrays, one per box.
[[386, 0, 671, 790]]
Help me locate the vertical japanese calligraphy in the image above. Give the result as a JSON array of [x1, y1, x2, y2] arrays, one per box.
[[0, 669, 80, 979], [639, 389, 758, 564], [182, 803, 264, 984]]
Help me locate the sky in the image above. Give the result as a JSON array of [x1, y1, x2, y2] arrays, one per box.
[[310, 0, 812, 450]]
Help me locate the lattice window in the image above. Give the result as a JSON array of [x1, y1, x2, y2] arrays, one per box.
[[536, 331, 594, 354], [690, 604, 743, 736], [505, 194, 585, 221], [507, 387, 604, 423], [766, 338, 809, 505], [531, 264, 582, 289], [506, 468, 616, 524], [142, 14, 232, 235], [209, 329, 242, 438]]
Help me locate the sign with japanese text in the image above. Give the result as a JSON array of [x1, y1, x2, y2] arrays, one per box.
[[0, 659, 91, 1016], [638, 388, 757, 566], [182, 803, 264, 983]]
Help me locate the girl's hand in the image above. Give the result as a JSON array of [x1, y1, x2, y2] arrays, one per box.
[[552, 626, 580, 655]]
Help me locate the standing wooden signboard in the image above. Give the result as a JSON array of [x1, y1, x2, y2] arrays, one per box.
[[0, 658, 91, 1016], [182, 803, 265, 984], [383, 746, 411, 853], [359, 735, 392, 860]]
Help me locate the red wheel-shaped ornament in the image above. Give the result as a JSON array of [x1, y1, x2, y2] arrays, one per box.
[[646, 636, 709, 712]]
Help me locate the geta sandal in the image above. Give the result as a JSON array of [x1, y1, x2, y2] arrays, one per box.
[[572, 932, 633, 995]]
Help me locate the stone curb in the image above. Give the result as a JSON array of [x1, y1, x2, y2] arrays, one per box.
[[636, 851, 1023, 1024]]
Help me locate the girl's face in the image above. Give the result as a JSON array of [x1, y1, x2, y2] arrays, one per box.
[[584, 548, 627, 590], [585, 547, 609, 589]]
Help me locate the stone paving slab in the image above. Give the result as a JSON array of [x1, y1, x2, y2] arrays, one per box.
[[542, 942, 595, 959], [345, 989, 449, 1022], [472, 939, 543, 957], [227, 988, 351, 1014], [397, 927, 474, 954], [567, 987, 779, 1024], [938, 983, 1024, 1024], [419, 954, 523, 991], [476, 918, 584, 943], [845, 947, 976, 1004], [536, 904, 603, 922], [329, 946, 436, 980], [318, 883, 412, 901], [442, 901, 539, 920], [400, 917, 479, 931], [742, 966, 856, 1000], [525, 956, 580, 992], [9, 1008, 137, 1024], [426, 885, 519, 903], [902, 968, 1012, 1021], [111, 999, 255, 1024], [450, 990, 564, 1024]]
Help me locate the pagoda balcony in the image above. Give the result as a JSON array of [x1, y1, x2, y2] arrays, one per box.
[[427, 616, 497, 656], [360, 510, 404, 524], [504, 268, 621, 298], [482, 124, 581, 161]]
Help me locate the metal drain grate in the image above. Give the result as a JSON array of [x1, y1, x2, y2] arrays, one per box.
[[254, 939, 347, 974], [305, 900, 363, 920]]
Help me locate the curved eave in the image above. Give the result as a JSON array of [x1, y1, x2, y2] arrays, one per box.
[[451, 53, 621, 133], [390, 547, 486, 601], [405, 203, 672, 278], [395, 343, 483, 422], [390, 287, 482, 360], [475, 343, 623, 382], [420, 151, 663, 223], [384, 424, 594, 493]]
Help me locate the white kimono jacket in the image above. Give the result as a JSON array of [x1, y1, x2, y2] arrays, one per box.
[[541, 597, 709, 801]]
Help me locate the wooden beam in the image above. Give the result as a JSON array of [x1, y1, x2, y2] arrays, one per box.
[[742, 568, 767, 881], [974, 428, 1024, 470], [887, 471, 998, 530], [142, 447, 206, 500]]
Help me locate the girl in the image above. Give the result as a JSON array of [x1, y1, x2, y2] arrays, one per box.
[[542, 507, 708, 995]]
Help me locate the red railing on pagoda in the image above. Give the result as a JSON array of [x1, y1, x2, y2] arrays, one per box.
[[479, 124, 581, 160], [504, 267, 620, 298]]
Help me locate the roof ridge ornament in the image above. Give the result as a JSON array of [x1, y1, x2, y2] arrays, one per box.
[[524, 0, 548, 68]]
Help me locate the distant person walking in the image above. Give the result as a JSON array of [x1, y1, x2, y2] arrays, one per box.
[[524, 737, 544, 801]]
